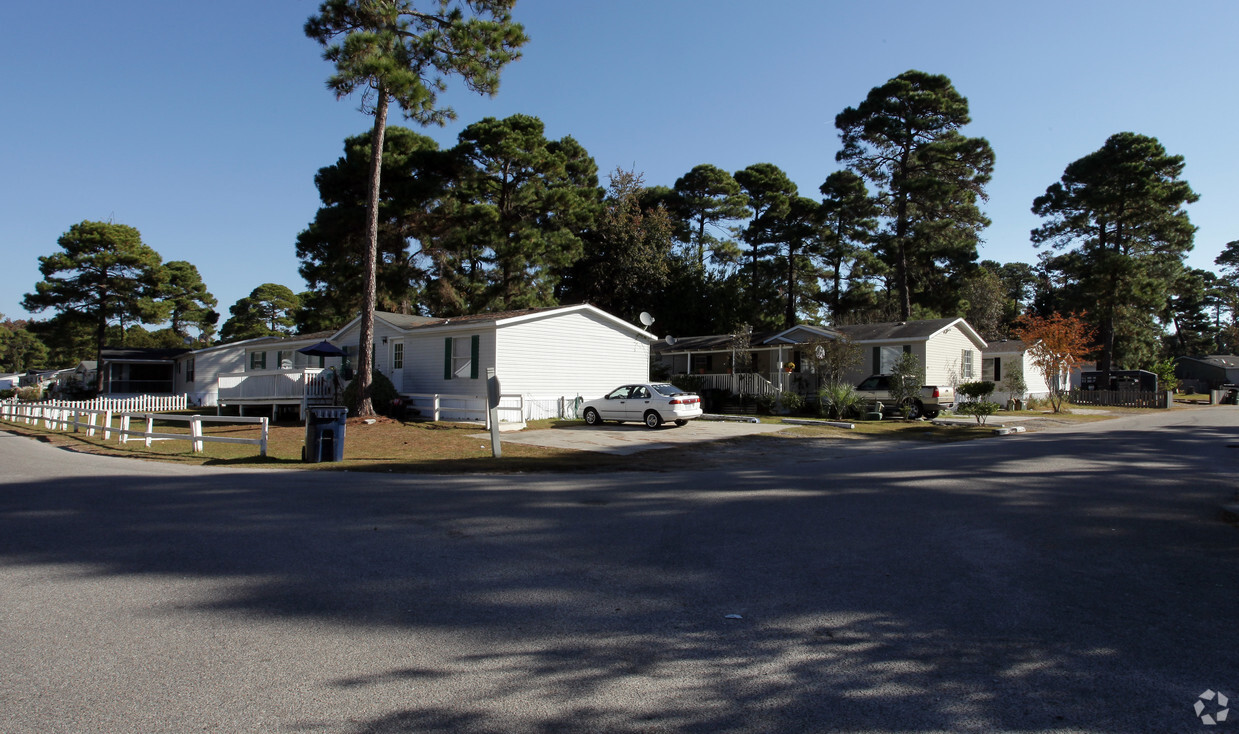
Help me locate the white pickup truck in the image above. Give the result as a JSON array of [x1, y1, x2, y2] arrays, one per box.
[[854, 375, 955, 419]]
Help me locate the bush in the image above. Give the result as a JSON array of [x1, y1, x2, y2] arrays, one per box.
[[16, 386, 43, 403], [818, 383, 861, 419], [0, 389, 14, 400], [955, 380, 1000, 425], [340, 370, 399, 418], [754, 393, 778, 415], [780, 390, 804, 415]]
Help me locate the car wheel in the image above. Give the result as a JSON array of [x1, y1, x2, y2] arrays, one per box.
[[674, 419, 687, 427], [902, 398, 923, 419], [583, 407, 601, 426], [644, 411, 663, 429], [923, 409, 940, 420]]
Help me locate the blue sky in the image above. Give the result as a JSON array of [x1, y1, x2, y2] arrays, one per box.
[[3, 1, 1236, 325]]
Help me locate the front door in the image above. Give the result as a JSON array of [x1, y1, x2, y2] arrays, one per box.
[[388, 339, 404, 392]]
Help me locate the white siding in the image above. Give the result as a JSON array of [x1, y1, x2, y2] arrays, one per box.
[[496, 311, 651, 401], [984, 349, 1052, 400], [924, 324, 985, 386], [399, 329, 495, 398], [179, 345, 246, 406]]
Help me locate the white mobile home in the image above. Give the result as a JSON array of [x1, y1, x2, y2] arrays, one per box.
[[834, 318, 988, 387], [331, 304, 656, 421], [981, 339, 1056, 402]]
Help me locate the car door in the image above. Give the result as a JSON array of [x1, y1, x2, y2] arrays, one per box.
[[600, 386, 632, 421], [627, 385, 653, 421]]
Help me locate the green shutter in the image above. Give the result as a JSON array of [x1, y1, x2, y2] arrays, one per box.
[[994, 357, 1002, 382], [470, 335, 480, 379], [872, 347, 880, 374], [444, 337, 453, 380]]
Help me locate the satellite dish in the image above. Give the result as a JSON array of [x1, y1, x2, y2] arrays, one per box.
[[666, 335, 677, 346], [639, 311, 655, 327]]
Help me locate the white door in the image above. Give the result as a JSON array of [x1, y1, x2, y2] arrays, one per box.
[[388, 339, 404, 392]]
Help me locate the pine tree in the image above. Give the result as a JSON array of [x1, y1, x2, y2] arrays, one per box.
[[1032, 132, 1198, 372], [306, 0, 526, 415], [23, 221, 169, 390]]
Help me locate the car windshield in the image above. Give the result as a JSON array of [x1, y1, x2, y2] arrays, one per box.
[[652, 384, 683, 397]]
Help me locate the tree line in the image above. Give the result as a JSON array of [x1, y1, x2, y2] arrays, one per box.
[[12, 2, 1238, 399]]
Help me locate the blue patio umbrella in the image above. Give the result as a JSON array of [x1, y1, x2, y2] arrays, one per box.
[[296, 340, 345, 358]]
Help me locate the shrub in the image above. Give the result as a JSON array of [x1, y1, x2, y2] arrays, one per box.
[[754, 393, 778, 415], [16, 386, 43, 403], [955, 380, 1000, 425], [0, 389, 14, 400], [818, 383, 861, 419], [340, 370, 399, 418], [780, 391, 804, 415]]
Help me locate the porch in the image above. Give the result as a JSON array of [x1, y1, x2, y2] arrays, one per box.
[[217, 368, 339, 418]]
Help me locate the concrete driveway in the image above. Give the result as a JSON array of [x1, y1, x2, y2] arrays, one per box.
[[480, 418, 788, 455]]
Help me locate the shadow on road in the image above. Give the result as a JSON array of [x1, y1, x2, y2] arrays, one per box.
[[2, 416, 1237, 732]]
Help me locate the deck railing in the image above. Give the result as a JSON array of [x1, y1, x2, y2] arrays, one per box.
[[218, 368, 335, 401]]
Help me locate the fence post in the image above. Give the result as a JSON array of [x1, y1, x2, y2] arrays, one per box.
[[86, 411, 97, 437], [433, 395, 441, 421], [144, 414, 155, 447], [119, 414, 130, 443], [190, 415, 204, 453], [259, 417, 268, 457]]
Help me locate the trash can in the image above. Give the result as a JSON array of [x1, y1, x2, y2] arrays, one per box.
[[304, 406, 348, 462]]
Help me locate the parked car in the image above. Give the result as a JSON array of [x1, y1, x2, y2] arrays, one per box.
[[854, 374, 954, 419], [582, 383, 703, 428]]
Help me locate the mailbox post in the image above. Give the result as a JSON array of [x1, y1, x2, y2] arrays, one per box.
[[486, 368, 502, 458]]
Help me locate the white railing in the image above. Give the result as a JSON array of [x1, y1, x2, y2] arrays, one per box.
[[680, 373, 781, 396], [42, 394, 188, 412], [218, 368, 334, 401], [0, 402, 268, 457], [401, 392, 525, 427]]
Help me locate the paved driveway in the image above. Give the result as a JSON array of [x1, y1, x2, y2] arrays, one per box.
[[484, 418, 787, 455]]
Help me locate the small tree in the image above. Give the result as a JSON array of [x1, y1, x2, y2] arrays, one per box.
[[1000, 363, 1027, 408], [888, 351, 924, 419], [1150, 359, 1179, 393], [808, 336, 863, 389], [955, 380, 999, 425], [1013, 311, 1094, 413]]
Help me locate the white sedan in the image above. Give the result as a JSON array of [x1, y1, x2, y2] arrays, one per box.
[[581, 383, 704, 429]]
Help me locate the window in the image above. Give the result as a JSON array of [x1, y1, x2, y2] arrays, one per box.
[[185, 358, 195, 383], [961, 349, 975, 380], [249, 351, 267, 371], [630, 386, 650, 399], [392, 342, 404, 370], [277, 350, 293, 370], [444, 335, 479, 380], [982, 357, 1001, 382], [873, 346, 909, 374]]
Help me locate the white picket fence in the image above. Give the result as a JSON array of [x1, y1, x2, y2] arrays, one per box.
[[41, 394, 188, 412], [0, 399, 267, 457]]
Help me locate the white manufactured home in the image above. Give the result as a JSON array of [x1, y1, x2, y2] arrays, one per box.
[[834, 318, 988, 387], [331, 304, 656, 422]]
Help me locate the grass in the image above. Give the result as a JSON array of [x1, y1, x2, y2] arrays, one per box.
[[2, 399, 1212, 473]]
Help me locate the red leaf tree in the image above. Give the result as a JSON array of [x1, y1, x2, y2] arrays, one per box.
[[1013, 312, 1095, 413]]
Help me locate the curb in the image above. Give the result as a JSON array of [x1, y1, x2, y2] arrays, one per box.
[[700, 414, 760, 424], [782, 418, 855, 430]]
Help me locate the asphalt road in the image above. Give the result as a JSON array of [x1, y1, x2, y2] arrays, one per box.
[[1, 408, 1237, 733]]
